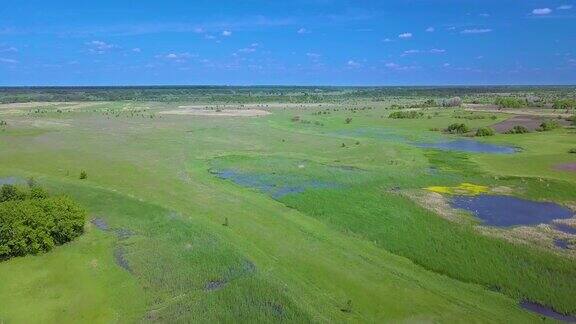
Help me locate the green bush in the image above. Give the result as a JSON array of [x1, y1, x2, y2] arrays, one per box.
[[495, 97, 526, 108], [79, 170, 87, 180], [445, 123, 470, 134], [553, 98, 576, 110], [569, 148, 576, 154], [505, 125, 530, 134], [475, 127, 495, 137], [537, 120, 560, 132], [388, 110, 424, 119], [0, 184, 86, 260]]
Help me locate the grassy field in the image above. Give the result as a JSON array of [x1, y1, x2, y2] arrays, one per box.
[[0, 90, 575, 323]]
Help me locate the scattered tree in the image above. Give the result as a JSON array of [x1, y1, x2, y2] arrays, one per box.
[[475, 127, 495, 137], [445, 123, 470, 134], [79, 170, 87, 180], [505, 125, 529, 134]]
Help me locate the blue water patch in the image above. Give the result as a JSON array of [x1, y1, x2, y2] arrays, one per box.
[[555, 223, 576, 235], [554, 238, 570, 250], [450, 195, 574, 227], [415, 139, 519, 154], [520, 301, 576, 322], [213, 169, 339, 199], [0, 177, 19, 185]]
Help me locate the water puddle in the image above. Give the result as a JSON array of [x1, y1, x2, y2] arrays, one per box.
[[114, 247, 132, 273], [203, 259, 257, 292], [415, 139, 519, 154], [520, 301, 576, 322], [555, 223, 576, 235], [213, 169, 339, 199], [0, 177, 20, 185], [449, 195, 574, 227], [554, 238, 571, 250]]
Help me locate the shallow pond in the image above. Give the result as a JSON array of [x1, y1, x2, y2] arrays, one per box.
[[214, 169, 339, 199], [555, 223, 576, 235], [520, 301, 576, 322], [415, 139, 519, 154], [450, 195, 574, 227]]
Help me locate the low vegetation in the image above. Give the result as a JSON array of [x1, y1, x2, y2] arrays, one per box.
[[445, 123, 470, 134], [475, 127, 495, 137], [537, 120, 560, 132], [495, 97, 527, 109], [505, 125, 530, 134], [553, 98, 576, 110], [388, 110, 424, 119], [0, 184, 86, 260]]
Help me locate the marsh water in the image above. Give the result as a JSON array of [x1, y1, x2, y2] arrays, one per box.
[[214, 169, 338, 199], [450, 195, 574, 227], [415, 139, 519, 154], [520, 301, 576, 322]]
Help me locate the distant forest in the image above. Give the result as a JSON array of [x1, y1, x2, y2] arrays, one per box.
[[0, 86, 575, 104]]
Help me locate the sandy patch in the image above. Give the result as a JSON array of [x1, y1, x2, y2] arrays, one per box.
[[0, 101, 107, 112], [160, 109, 270, 117]]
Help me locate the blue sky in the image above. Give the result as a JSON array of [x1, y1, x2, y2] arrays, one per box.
[[1, 0, 575, 86]]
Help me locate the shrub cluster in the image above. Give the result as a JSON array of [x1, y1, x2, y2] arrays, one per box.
[[495, 97, 526, 109], [475, 127, 495, 137], [553, 98, 576, 110], [445, 123, 470, 134], [537, 120, 560, 132], [505, 125, 530, 134], [0, 184, 86, 260], [388, 110, 424, 119]]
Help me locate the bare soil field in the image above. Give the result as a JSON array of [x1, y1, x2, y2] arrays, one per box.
[[491, 115, 570, 133], [464, 104, 573, 118]]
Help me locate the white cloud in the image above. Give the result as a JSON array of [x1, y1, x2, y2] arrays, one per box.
[[557, 5, 573, 10], [479, 13, 490, 17], [161, 52, 195, 62], [297, 28, 309, 34], [402, 49, 420, 55], [347, 60, 361, 67], [194, 27, 205, 34], [429, 48, 446, 54], [382, 38, 393, 42], [443, 63, 451, 67], [0, 46, 17, 53], [222, 30, 232, 37], [132, 48, 141, 53], [306, 52, 321, 59], [398, 32, 412, 39], [461, 28, 492, 34], [87, 40, 115, 54], [0, 57, 18, 64], [384, 62, 418, 71], [532, 8, 552, 15], [425, 27, 435, 32]]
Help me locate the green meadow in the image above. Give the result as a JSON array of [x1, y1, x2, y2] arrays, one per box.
[[0, 88, 575, 323]]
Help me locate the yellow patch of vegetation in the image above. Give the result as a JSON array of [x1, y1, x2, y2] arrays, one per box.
[[426, 183, 489, 196]]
